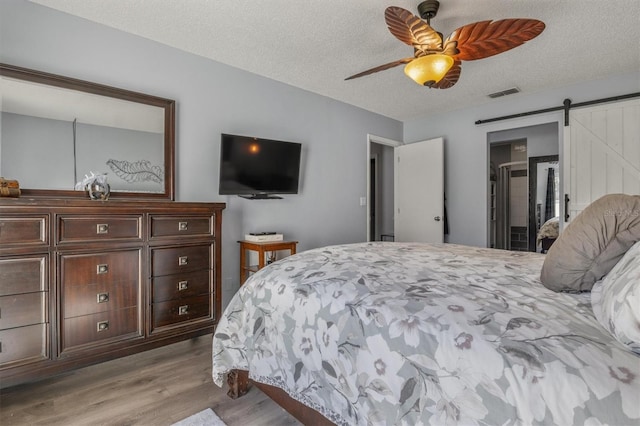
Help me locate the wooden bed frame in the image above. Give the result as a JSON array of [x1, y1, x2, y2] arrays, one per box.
[[227, 369, 334, 425]]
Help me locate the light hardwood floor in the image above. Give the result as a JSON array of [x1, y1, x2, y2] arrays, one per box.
[[0, 335, 300, 426]]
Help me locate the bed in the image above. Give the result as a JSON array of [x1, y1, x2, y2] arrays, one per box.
[[212, 195, 640, 425]]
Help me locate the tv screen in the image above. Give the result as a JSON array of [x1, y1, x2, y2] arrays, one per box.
[[219, 133, 301, 198]]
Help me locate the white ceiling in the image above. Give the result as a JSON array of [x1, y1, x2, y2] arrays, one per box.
[[30, 0, 640, 122]]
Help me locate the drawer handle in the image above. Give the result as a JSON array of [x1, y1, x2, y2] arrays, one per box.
[[178, 280, 189, 291], [96, 223, 109, 234], [178, 221, 188, 231], [178, 305, 189, 315], [178, 256, 188, 266], [97, 320, 109, 332], [97, 292, 110, 303], [97, 264, 109, 274]]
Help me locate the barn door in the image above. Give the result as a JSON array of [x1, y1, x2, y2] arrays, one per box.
[[564, 98, 640, 223], [394, 137, 444, 243]]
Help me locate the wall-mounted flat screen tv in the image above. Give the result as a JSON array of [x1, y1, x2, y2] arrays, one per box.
[[218, 133, 302, 199]]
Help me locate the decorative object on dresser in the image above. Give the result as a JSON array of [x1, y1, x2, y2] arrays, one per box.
[[0, 178, 20, 198], [75, 172, 111, 201], [0, 198, 224, 388]]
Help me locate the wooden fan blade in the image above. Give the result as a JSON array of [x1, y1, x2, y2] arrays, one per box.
[[446, 19, 545, 61], [430, 60, 461, 89], [345, 58, 414, 81], [385, 6, 443, 51]]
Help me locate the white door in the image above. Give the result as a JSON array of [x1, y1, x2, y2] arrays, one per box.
[[564, 98, 640, 223], [394, 137, 444, 243]]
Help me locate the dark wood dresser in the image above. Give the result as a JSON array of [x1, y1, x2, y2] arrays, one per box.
[[0, 198, 224, 388]]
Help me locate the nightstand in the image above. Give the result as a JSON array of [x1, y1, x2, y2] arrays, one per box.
[[238, 240, 298, 285]]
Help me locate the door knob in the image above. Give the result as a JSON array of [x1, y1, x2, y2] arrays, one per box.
[[434, 216, 441, 221]]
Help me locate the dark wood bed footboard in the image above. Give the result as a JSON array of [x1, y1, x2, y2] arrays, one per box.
[[227, 369, 335, 425]]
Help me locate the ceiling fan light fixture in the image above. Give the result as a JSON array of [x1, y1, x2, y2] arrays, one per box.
[[404, 54, 454, 87], [346, 6, 545, 89]]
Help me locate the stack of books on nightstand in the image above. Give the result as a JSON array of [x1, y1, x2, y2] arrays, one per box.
[[244, 232, 283, 242]]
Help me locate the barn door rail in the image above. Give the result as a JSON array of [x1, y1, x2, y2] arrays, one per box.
[[475, 92, 640, 126]]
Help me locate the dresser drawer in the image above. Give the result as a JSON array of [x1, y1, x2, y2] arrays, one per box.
[[152, 270, 210, 303], [0, 216, 47, 246], [62, 307, 140, 350], [152, 295, 211, 329], [61, 250, 140, 287], [0, 256, 47, 296], [151, 245, 211, 276], [63, 281, 138, 319], [58, 215, 142, 243], [0, 324, 47, 365], [150, 215, 213, 239], [0, 293, 46, 330]]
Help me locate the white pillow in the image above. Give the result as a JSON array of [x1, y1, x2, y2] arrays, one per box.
[[591, 241, 640, 354]]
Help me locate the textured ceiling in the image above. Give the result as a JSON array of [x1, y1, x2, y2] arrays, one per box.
[[30, 0, 640, 121]]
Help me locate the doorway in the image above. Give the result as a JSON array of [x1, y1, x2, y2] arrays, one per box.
[[369, 156, 377, 240], [489, 140, 528, 250], [367, 135, 400, 242], [487, 122, 559, 252], [367, 135, 445, 244]]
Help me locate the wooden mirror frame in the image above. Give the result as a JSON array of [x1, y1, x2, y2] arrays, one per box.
[[0, 63, 175, 200], [528, 154, 559, 252]]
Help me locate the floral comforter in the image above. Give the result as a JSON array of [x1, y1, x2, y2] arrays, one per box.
[[212, 242, 639, 425]]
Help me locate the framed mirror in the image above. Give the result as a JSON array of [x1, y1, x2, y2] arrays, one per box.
[[528, 155, 559, 252], [0, 63, 175, 200]]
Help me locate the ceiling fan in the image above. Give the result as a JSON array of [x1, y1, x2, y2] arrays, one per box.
[[346, 0, 545, 88]]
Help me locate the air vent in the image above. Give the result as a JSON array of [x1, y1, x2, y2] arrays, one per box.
[[487, 87, 520, 99]]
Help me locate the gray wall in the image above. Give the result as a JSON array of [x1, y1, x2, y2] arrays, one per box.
[[404, 71, 640, 248], [76, 123, 164, 193], [1, 112, 164, 192], [1, 112, 74, 188], [1, 0, 403, 306]]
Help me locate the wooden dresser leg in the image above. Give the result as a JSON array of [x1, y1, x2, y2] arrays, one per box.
[[227, 369, 250, 399]]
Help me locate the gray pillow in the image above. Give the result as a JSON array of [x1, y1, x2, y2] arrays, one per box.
[[540, 193, 640, 292]]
